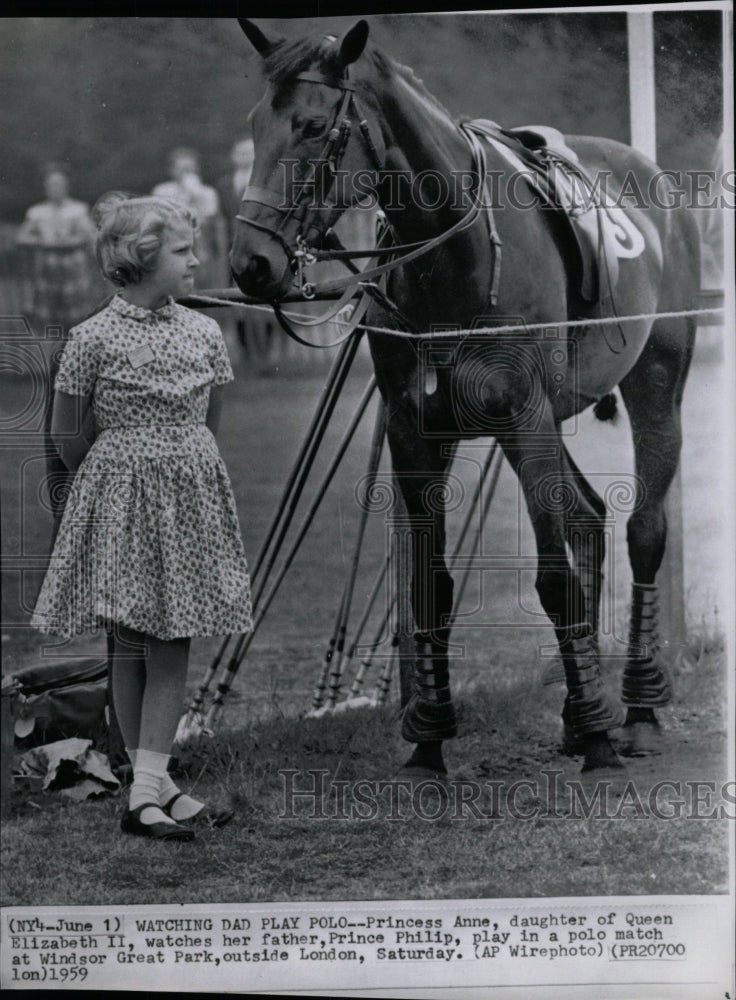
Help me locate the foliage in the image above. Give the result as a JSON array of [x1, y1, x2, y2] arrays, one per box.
[[1, 12, 723, 220]]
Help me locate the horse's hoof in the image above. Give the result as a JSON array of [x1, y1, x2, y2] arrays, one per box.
[[618, 719, 664, 757], [579, 730, 626, 775], [576, 764, 629, 797], [561, 724, 584, 757]]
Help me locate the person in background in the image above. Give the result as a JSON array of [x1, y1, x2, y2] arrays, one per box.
[[17, 164, 97, 530], [16, 164, 97, 333], [216, 138, 256, 355], [216, 137, 255, 242], [152, 147, 227, 289]]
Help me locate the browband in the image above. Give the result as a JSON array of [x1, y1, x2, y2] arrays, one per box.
[[295, 71, 355, 91]]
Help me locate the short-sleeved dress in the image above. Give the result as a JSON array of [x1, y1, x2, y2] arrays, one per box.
[[30, 294, 253, 640], [18, 198, 97, 329]]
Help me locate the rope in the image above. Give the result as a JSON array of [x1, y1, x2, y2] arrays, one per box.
[[357, 305, 724, 339], [186, 292, 723, 341], [186, 292, 350, 326]]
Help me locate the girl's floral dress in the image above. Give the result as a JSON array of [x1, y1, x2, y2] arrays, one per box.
[[31, 294, 253, 640]]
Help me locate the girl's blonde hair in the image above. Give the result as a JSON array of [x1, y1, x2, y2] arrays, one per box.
[[92, 192, 197, 286]]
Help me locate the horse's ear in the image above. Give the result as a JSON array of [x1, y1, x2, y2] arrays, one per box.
[[337, 20, 369, 68], [238, 18, 280, 58]]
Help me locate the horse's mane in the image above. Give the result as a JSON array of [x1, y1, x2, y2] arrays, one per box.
[[262, 33, 456, 123]]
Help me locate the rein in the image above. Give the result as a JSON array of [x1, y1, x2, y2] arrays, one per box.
[[235, 68, 503, 344]]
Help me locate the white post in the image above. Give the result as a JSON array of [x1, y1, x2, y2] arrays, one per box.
[[627, 11, 686, 654], [627, 12, 656, 158]]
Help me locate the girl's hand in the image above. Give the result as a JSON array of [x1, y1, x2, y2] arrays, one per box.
[[50, 391, 94, 472], [206, 384, 225, 436]]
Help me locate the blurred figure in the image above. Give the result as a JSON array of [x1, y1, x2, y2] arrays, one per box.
[[152, 147, 227, 288], [216, 138, 256, 357], [17, 164, 97, 532], [217, 137, 255, 241], [16, 164, 96, 334]]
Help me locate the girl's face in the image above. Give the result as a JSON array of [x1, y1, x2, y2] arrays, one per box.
[[146, 221, 199, 301]]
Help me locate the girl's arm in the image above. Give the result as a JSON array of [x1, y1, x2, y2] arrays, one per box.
[[51, 392, 95, 472], [206, 384, 225, 436]]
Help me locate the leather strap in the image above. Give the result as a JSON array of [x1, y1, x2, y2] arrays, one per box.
[[240, 185, 287, 212], [295, 71, 355, 91]]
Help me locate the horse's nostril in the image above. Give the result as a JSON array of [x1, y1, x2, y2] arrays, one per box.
[[248, 254, 272, 285], [232, 253, 275, 295]]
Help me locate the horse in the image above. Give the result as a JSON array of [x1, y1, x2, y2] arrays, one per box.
[[229, 18, 699, 779]]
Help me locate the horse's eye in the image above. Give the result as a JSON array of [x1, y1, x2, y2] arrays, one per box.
[[302, 120, 327, 140]]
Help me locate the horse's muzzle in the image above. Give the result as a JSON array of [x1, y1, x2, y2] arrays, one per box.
[[230, 236, 293, 301]]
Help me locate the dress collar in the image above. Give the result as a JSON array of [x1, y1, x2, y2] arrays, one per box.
[[111, 294, 177, 321]]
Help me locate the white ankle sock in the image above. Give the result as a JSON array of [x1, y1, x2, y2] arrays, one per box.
[[159, 773, 204, 821], [129, 749, 176, 826]]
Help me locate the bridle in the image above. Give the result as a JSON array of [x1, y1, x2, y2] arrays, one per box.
[[234, 65, 502, 344], [235, 69, 384, 299]]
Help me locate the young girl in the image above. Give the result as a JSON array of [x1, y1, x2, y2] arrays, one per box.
[[31, 194, 252, 841]]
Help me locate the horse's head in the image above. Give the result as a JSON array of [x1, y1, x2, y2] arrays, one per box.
[[231, 18, 384, 301]]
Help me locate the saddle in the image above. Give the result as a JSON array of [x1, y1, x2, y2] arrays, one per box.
[[466, 119, 620, 303]]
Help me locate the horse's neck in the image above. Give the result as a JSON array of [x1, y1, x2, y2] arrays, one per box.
[[367, 70, 492, 322], [374, 72, 473, 237]]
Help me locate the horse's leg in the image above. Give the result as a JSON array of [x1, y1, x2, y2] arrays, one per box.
[[617, 312, 695, 754], [499, 404, 624, 773], [388, 422, 456, 780], [559, 444, 608, 752], [562, 444, 607, 639]]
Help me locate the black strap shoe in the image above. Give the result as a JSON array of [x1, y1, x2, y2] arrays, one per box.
[[161, 793, 234, 828], [121, 803, 196, 841]]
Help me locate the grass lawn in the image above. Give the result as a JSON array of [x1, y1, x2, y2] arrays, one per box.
[[1, 330, 731, 905]]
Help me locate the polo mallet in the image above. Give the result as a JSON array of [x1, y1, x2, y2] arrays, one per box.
[[449, 441, 505, 617], [374, 632, 400, 705], [310, 540, 392, 712], [175, 635, 230, 744], [176, 330, 364, 743], [326, 439, 504, 711], [319, 401, 387, 710], [251, 326, 364, 583], [200, 376, 378, 735], [310, 580, 353, 714]]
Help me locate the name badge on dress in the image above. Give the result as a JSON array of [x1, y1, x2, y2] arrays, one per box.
[[127, 344, 156, 369]]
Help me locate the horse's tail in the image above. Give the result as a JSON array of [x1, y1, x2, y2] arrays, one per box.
[[594, 391, 619, 422]]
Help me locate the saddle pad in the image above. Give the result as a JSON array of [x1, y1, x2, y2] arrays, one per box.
[[467, 119, 623, 302]]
